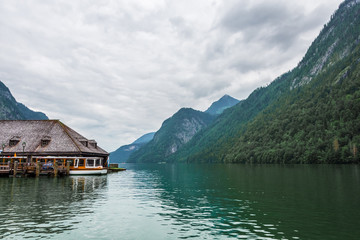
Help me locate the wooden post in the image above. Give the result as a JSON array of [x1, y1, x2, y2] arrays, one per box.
[[36, 161, 40, 177], [13, 161, 18, 177], [54, 161, 58, 177], [66, 161, 70, 175]]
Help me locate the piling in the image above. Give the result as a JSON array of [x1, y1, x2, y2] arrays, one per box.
[[13, 161, 18, 177], [66, 161, 70, 175], [35, 161, 40, 177], [54, 162, 58, 177]]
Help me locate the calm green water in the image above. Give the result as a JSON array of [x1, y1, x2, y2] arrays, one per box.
[[0, 164, 359, 240]]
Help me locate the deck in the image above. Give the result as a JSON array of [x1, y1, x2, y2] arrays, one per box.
[[0, 157, 70, 177]]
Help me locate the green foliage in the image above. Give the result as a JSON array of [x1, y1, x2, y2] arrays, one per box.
[[128, 108, 215, 163], [0, 81, 48, 120], [170, 72, 293, 163], [223, 45, 360, 164], [0, 81, 25, 120]]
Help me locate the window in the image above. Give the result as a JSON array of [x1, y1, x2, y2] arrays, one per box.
[[86, 159, 95, 167], [89, 140, 97, 149], [9, 136, 20, 147], [41, 136, 51, 147], [68, 159, 74, 166], [95, 159, 102, 166], [9, 140, 19, 147], [79, 159, 85, 167], [80, 141, 88, 147], [41, 140, 50, 147]]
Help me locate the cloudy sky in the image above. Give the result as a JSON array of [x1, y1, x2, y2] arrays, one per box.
[[0, 0, 342, 151]]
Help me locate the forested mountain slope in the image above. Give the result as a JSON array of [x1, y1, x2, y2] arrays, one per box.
[[170, 0, 360, 164], [128, 108, 215, 163], [126, 95, 238, 163]]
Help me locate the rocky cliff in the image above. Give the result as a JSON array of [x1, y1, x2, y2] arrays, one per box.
[[128, 108, 215, 163]]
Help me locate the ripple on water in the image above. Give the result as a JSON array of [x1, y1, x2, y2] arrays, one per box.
[[1, 164, 360, 239]]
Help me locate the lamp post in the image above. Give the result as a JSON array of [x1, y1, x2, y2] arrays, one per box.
[[22, 142, 26, 164], [1, 143, 5, 162], [1, 143, 6, 162]]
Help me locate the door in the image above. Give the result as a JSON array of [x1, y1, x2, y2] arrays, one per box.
[[74, 158, 79, 168]]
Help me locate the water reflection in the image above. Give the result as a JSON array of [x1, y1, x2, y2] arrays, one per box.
[[0, 176, 107, 239], [0, 165, 359, 239], [125, 164, 360, 240], [128, 164, 276, 239]]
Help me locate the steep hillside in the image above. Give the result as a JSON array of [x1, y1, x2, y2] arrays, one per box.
[[223, 47, 360, 163], [205, 95, 240, 115], [171, 0, 360, 163], [109, 132, 155, 163], [110, 143, 145, 163], [128, 108, 215, 163], [119, 95, 237, 163], [0, 81, 48, 120], [132, 132, 155, 144]]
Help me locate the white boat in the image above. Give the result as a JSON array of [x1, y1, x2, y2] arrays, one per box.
[[69, 158, 107, 175], [69, 168, 107, 175]]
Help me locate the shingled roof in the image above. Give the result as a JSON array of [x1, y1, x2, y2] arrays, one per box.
[[0, 120, 108, 157]]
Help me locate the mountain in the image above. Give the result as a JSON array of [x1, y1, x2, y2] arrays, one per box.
[[128, 108, 215, 163], [205, 95, 240, 115], [113, 95, 238, 163], [109, 132, 155, 163], [132, 132, 156, 144], [169, 0, 360, 164], [0, 81, 48, 120]]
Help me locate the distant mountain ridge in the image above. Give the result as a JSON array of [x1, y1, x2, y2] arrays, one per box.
[[109, 132, 155, 163], [110, 94, 239, 163], [0, 81, 48, 120], [205, 95, 240, 115], [128, 108, 215, 163], [110, 95, 239, 162], [132, 132, 156, 144]]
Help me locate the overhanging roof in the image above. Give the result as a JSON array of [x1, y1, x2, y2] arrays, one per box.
[[0, 120, 108, 156]]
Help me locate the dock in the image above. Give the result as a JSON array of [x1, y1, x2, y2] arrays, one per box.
[[107, 163, 126, 173], [0, 157, 70, 177]]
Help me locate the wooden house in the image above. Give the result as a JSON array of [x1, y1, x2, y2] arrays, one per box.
[[0, 120, 109, 175]]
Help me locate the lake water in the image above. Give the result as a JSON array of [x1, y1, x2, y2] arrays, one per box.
[[0, 164, 359, 240]]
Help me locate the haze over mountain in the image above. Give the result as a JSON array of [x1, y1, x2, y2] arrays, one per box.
[[132, 0, 360, 164], [128, 108, 215, 163], [0, 81, 48, 120], [109, 132, 155, 163], [112, 95, 238, 163]]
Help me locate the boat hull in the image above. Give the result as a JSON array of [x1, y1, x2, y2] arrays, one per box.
[[69, 169, 107, 175]]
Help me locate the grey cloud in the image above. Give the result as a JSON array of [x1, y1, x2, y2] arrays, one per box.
[[221, 1, 292, 32], [202, 1, 342, 75], [221, 1, 338, 50], [169, 16, 194, 39], [219, 1, 307, 51], [177, 75, 231, 99], [0, 0, 342, 151]]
